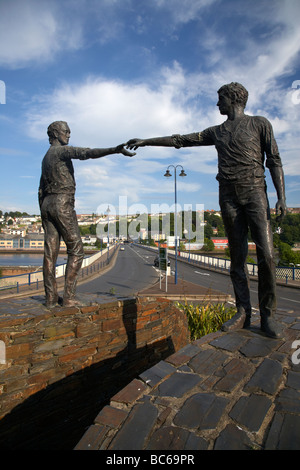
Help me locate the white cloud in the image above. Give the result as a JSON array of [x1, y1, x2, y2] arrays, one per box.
[[153, 0, 218, 26], [0, 0, 83, 68], [25, 65, 199, 145]]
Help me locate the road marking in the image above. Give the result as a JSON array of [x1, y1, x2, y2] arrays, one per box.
[[280, 296, 300, 304], [195, 271, 210, 276]]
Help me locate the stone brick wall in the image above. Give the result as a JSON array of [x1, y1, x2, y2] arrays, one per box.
[[0, 295, 190, 449]]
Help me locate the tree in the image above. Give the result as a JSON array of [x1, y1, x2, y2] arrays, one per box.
[[201, 238, 215, 252], [271, 213, 300, 247], [278, 241, 300, 266]]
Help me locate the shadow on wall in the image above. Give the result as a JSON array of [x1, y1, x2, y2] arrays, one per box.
[[0, 296, 176, 449]]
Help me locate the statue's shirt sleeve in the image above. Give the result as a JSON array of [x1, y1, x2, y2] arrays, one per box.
[[39, 146, 91, 196], [171, 129, 216, 148], [171, 117, 282, 183]]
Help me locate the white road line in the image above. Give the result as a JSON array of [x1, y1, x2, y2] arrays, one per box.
[[280, 296, 300, 304], [194, 271, 210, 276]]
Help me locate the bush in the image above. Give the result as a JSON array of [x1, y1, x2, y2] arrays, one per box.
[[176, 302, 236, 341]]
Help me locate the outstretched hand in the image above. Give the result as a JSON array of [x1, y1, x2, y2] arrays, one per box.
[[116, 144, 136, 157], [126, 138, 145, 151]]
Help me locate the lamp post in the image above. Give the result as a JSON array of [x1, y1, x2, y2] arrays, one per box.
[[106, 205, 110, 261], [164, 165, 187, 284]]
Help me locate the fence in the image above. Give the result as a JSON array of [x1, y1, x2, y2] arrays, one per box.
[[179, 250, 300, 282], [0, 246, 118, 295], [137, 244, 300, 284]]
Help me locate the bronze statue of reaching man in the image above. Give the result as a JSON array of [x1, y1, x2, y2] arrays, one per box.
[[39, 120, 135, 308], [127, 82, 287, 339]]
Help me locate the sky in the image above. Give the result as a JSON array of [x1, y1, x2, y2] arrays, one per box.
[[0, 0, 300, 217]]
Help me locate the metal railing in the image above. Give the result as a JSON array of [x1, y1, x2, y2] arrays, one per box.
[[0, 246, 118, 296], [136, 244, 300, 285]]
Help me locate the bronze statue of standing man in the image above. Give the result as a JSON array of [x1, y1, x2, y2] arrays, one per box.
[[39, 121, 135, 308], [127, 82, 287, 338]]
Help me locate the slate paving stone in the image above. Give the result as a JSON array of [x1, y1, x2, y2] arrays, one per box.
[[275, 387, 300, 414], [108, 401, 159, 450], [173, 392, 229, 431], [178, 365, 193, 373], [229, 394, 272, 432], [214, 423, 255, 450], [213, 357, 251, 392], [264, 412, 284, 450], [94, 406, 128, 428], [209, 333, 248, 352], [153, 372, 202, 398], [265, 413, 300, 450], [111, 379, 148, 405], [184, 432, 210, 450], [147, 426, 209, 450], [139, 360, 175, 387], [166, 343, 201, 367], [74, 424, 107, 450], [244, 358, 283, 395], [286, 370, 300, 390], [188, 349, 229, 376], [240, 336, 282, 357], [277, 414, 300, 451]]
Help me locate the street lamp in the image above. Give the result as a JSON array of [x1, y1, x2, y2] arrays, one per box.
[[106, 205, 110, 261], [164, 164, 187, 284]]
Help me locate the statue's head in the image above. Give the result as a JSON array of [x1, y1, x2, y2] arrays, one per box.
[[217, 82, 248, 109], [47, 121, 70, 145]]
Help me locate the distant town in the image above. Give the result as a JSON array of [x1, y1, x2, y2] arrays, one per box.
[[0, 208, 299, 257]]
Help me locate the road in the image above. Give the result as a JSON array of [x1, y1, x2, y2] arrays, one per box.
[[78, 244, 300, 312], [170, 251, 300, 313], [77, 245, 160, 297]]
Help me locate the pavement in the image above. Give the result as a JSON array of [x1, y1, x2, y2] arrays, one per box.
[[137, 275, 233, 303], [75, 278, 300, 451]]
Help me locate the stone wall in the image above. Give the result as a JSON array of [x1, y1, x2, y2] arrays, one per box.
[[0, 295, 190, 449], [1, 266, 38, 276]]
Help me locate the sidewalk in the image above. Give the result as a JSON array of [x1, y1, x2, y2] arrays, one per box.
[[75, 299, 300, 450], [138, 275, 233, 303]]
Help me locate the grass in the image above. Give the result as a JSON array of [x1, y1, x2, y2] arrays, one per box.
[[176, 301, 236, 341]]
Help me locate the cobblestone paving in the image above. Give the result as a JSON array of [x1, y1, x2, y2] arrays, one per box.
[[75, 308, 300, 450]]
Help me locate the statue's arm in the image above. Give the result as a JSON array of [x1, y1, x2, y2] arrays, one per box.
[[263, 119, 287, 222], [126, 132, 209, 150], [38, 177, 45, 208], [269, 165, 287, 222], [86, 144, 135, 159], [126, 136, 174, 150]]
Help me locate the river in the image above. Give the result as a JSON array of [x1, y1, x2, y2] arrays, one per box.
[[0, 253, 67, 267]]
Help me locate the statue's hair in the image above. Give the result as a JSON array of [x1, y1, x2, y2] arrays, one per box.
[[47, 121, 68, 144], [218, 82, 248, 108]]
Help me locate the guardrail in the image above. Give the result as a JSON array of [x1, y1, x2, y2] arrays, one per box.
[[0, 246, 118, 295], [178, 250, 300, 282], [135, 244, 300, 284]]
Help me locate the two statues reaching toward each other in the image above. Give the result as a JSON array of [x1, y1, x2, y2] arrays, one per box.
[[39, 82, 287, 340]]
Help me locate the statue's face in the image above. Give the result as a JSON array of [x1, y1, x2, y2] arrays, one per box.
[[56, 123, 71, 145], [217, 92, 233, 116]]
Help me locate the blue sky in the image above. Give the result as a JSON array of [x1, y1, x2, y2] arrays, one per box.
[[0, 0, 300, 217]]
